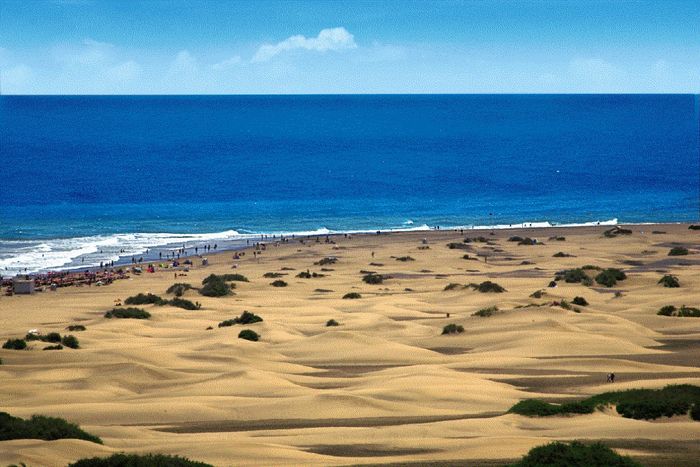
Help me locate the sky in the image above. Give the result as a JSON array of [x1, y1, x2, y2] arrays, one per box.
[[0, 0, 699, 94]]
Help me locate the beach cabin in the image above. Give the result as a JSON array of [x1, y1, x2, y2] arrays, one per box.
[[13, 275, 35, 294]]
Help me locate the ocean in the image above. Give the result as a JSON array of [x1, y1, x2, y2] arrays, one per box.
[[1, 94, 698, 276]]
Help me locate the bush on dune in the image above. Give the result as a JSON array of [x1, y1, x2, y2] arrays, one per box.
[[362, 273, 384, 284], [0, 412, 102, 444], [238, 329, 260, 341], [473, 306, 498, 317], [218, 311, 263, 327], [469, 281, 506, 293], [2, 339, 27, 350], [657, 305, 700, 317], [166, 283, 195, 297], [511, 441, 641, 467], [68, 453, 212, 467], [61, 335, 80, 349], [658, 274, 680, 288], [263, 272, 284, 278], [124, 293, 167, 305], [572, 296, 589, 306], [326, 319, 340, 327], [66, 325, 86, 331], [595, 268, 626, 287], [270, 280, 288, 287], [668, 246, 689, 256], [343, 292, 361, 299], [442, 323, 464, 335], [168, 297, 201, 310], [199, 275, 233, 296], [104, 307, 151, 319]]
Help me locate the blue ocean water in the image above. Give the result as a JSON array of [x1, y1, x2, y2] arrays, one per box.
[[1, 94, 698, 275]]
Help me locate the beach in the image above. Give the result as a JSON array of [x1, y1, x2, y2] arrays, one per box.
[[1, 223, 700, 465]]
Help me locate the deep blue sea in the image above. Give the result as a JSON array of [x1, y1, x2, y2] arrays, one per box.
[[1, 94, 698, 275]]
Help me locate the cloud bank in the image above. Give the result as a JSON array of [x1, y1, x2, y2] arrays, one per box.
[[252, 27, 357, 62]]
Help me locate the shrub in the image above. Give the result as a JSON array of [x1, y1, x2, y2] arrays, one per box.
[[443, 283, 463, 291], [315, 257, 337, 266], [604, 226, 632, 237], [61, 335, 80, 349], [66, 325, 86, 332], [658, 305, 700, 317], [43, 345, 63, 351], [556, 268, 589, 283], [270, 280, 288, 287], [218, 311, 263, 327], [326, 319, 339, 327], [473, 306, 498, 317], [511, 441, 641, 467], [396, 256, 414, 261], [263, 272, 284, 278], [558, 299, 572, 310], [508, 236, 524, 242], [2, 339, 27, 350], [238, 329, 260, 341], [582, 264, 602, 270], [446, 242, 470, 250], [657, 305, 676, 316], [166, 283, 194, 297], [362, 273, 384, 284], [215, 273, 249, 282], [518, 237, 537, 245], [0, 412, 102, 444], [296, 270, 324, 278], [68, 453, 212, 467], [595, 268, 626, 287], [168, 298, 201, 310], [471, 281, 505, 293], [104, 307, 151, 319], [45, 332, 62, 343], [442, 323, 464, 335], [553, 251, 574, 257], [691, 404, 700, 421], [658, 274, 680, 288], [530, 290, 545, 299], [668, 246, 689, 256], [124, 293, 166, 305], [199, 275, 232, 297], [343, 292, 361, 299], [509, 399, 564, 416], [572, 296, 589, 306]]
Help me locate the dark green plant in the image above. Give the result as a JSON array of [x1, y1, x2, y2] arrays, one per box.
[[658, 305, 700, 317], [270, 280, 288, 287], [124, 293, 167, 305], [572, 296, 589, 306], [342, 292, 361, 299], [508, 236, 524, 242], [657, 305, 676, 316], [66, 325, 86, 332], [104, 307, 151, 319], [200, 275, 233, 297], [595, 268, 626, 287], [218, 311, 263, 327], [658, 274, 680, 288], [473, 306, 498, 317], [396, 256, 415, 261], [518, 237, 537, 245], [668, 246, 689, 256], [529, 290, 545, 299], [326, 319, 339, 327], [238, 329, 260, 341], [315, 257, 337, 266], [556, 268, 590, 283], [296, 270, 324, 278], [470, 281, 505, 293], [553, 251, 574, 257], [362, 273, 384, 284], [168, 297, 201, 310], [446, 242, 470, 250], [511, 441, 641, 467], [166, 283, 194, 297], [263, 272, 284, 278], [43, 345, 63, 351], [443, 283, 463, 291], [442, 323, 464, 335], [61, 335, 80, 349], [0, 412, 102, 444], [2, 339, 27, 350], [68, 453, 212, 467]]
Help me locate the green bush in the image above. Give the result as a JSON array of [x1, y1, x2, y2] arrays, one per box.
[[657, 305, 676, 316], [691, 404, 700, 421], [168, 297, 201, 310], [442, 323, 464, 335], [200, 275, 233, 297], [518, 237, 537, 245], [166, 283, 194, 297], [658, 305, 700, 317], [263, 272, 284, 278], [2, 339, 27, 350], [0, 412, 102, 444], [124, 293, 166, 305], [396, 256, 415, 261], [473, 306, 498, 317], [68, 453, 212, 467], [104, 307, 151, 319], [43, 345, 63, 351], [66, 325, 86, 332], [446, 242, 470, 250], [213, 273, 249, 282], [595, 268, 626, 287], [326, 319, 340, 327], [582, 264, 602, 270], [558, 299, 572, 310], [529, 290, 545, 299], [61, 335, 80, 349], [270, 280, 288, 287], [238, 329, 260, 341], [296, 270, 324, 278], [604, 226, 633, 237], [658, 274, 680, 288], [443, 283, 463, 291], [556, 268, 590, 283], [508, 236, 524, 242], [342, 292, 361, 299], [362, 273, 384, 284], [316, 257, 338, 266], [553, 251, 574, 257], [668, 246, 689, 256], [218, 311, 263, 327], [470, 281, 505, 293], [572, 296, 589, 306], [508, 399, 564, 416], [511, 441, 641, 467]]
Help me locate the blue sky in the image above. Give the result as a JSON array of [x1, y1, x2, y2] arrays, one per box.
[[1, 0, 698, 94]]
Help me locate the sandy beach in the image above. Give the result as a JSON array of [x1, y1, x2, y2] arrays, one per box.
[[1, 223, 700, 466]]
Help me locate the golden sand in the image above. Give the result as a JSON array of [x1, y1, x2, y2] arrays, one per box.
[[1, 224, 699, 465]]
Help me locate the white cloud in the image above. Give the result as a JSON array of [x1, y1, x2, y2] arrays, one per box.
[[53, 38, 114, 65], [2, 64, 34, 92], [212, 55, 242, 71], [252, 27, 356, 62], [169, 50, 198, 74], [108, 60, 142, 82]]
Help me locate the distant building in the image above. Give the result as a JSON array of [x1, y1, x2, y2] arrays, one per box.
[[13, 275, 35, 294]]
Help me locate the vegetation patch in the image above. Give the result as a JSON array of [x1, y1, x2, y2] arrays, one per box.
[[68, 453, 211, 467], [517, 237, 538, 245], [296, 270, 325, 278], [689, 225, 700, 230], [507, 236, 524, 242], [218, 311, 263, 327], [510, 441, 640, 467], [509, 384, 700, 421], [270, 280, 288, 287], [446, 242, 470, 250], [473, 306, 498, 317], [553, 251, 575, 257], [555, 268, 591, 284], [209, 273, 249, 282], [43, 344, 63, 350], [168, 297, 201, 310], [326, 319, 340, 327], [395, 256, 415, 262], [362, 273, 384, 284], [443, 283, 463, 291], [469, 281, 506, 293], [166, 283, 195, 297], [529, 290, 545, 299], [0, 412, 102, 444], [104, 307, 151, 319], [2, 339, 27, 350], [342, 292, 361, 299], [124, 293, 166, 305], [604, 226, 633, 237], [61, 335, 80, 349], [657, 305, 700, 317], [658, 274, 680, 288], [199, 275, 233, 297], [595, 268, 627, 287], [66, 325, 86, 331], [668, 246, 689, 256], [238, 329, 260, 341], [315, 257, 337, 266], [263, 272, 284, 278], [442, 323, 464, 335], [572, 296, 589, 306]]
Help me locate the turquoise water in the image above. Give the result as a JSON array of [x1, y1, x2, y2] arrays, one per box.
[[1, 94, 698, 274]]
